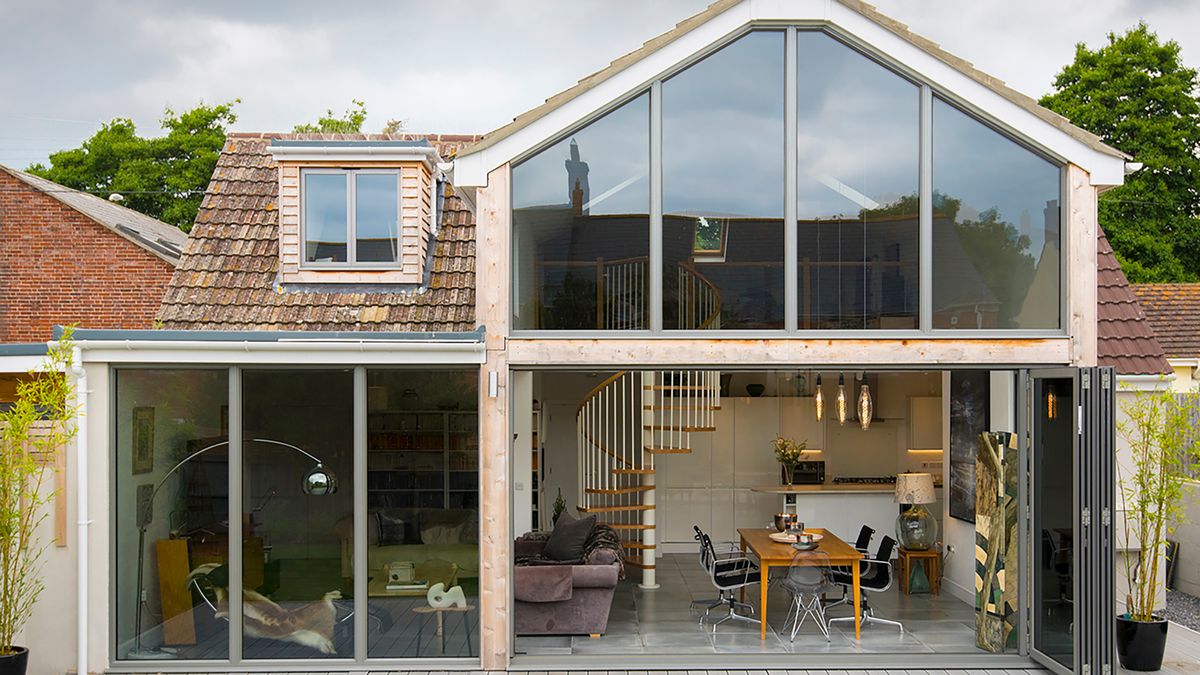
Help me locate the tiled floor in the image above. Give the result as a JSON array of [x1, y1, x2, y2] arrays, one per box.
[[514, 554, 988, 656]]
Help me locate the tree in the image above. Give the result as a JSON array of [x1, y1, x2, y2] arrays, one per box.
[[293, 99, 368, 133], [28, 102, 238, 232], [1040, 23, 1200, 282]]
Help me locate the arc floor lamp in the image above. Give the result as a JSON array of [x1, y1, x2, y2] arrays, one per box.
[[128, 438, 337, 660]]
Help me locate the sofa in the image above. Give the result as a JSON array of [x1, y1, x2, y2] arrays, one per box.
[[335, 508, 479, 594], [513, 529, 621, 636]]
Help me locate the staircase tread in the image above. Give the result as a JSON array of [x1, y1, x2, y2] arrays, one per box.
[[623, 558, 656, 569], [612, 468, 656, 474], [643, 425, 717, 432], [645, 446, 692, 454], [578, 504, 653, 513], [608, 523, 655, 530], [586, 486, 654, 494]]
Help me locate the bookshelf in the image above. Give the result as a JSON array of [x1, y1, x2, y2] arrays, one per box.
[[367, 409, 479, 510]]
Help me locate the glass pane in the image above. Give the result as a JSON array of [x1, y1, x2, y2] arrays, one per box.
[[241, 370, 354, 659], [933, 98, 1061, 330], [512, 94, 650, 330], [662, 31, 786, 330], [1034, 376, 1075, 669], [356, 173, 400, 263], [305, 173, 348, 263], [796, 32, 920, 330], [365, 370, 479, 658], [114, 369, 229, 660]]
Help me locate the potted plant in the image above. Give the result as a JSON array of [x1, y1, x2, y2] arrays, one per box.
[[1116, 384, 1200, 671], [772, 436, 808, 485], [0, 334, 78, 675]]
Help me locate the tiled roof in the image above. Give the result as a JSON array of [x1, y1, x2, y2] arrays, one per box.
[[0, 164, 186, 264], [157, 133, 479, 332], [1097, 228, 1171, 375], [463, 0, 1125, 163], [1131, 283, 1200, 359]]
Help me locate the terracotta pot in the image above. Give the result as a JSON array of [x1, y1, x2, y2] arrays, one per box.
[[1116, 614, 1168, 672], [0, 646, 29, 675]]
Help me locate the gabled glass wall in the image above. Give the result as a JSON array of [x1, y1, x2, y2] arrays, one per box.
[[510, 27, 1065, 335]]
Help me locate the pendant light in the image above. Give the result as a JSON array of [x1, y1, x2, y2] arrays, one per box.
[[1046, 384, 1058, 421], [836, 373, 847, 426], [858, 372, 873, 430], [814, 374, 824, 422]]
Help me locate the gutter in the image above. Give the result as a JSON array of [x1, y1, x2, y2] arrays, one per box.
[[70, 347, 89, 675]]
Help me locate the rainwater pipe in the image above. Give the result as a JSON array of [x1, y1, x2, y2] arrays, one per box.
[[70, 346, 89, 675]]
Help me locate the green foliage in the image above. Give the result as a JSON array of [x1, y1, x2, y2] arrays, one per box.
[[0, 329, 79, 653], [552, 488, 567, 526], [1040, 23, 1200, 282], [293, 99, 368, 134], [28, 102, 238, 233], [1117, 385, 1200, 621]]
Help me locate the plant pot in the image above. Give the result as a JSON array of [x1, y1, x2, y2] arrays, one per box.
[[0, 646, 29, 675], [1116, 614, 1168, 672]]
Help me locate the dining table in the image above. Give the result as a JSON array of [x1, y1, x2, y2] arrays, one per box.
[[737, 527, 863, 640]]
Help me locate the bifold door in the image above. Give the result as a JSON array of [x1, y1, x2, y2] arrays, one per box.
[[1024, 367, 1114, 675]]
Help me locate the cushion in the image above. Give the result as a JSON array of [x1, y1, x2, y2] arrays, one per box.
[[375, 511, 409, 546], [542, 512, 596, 561], [421, 521, 465, 545]]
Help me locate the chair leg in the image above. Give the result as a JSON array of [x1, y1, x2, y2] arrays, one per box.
[[703, 595, 761, 632], [828, 601, 904, 633]]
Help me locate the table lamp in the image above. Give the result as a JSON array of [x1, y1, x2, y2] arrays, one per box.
[[894, 472, 937, 550]]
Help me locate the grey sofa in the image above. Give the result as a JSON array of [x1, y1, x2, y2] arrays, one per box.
[[513, 534, 620, 636]]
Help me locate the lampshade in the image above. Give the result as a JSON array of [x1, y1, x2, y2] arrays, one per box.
[[836, 373, 847, 426], [894, 472, 935, 504], [303, 464, 338, 495], [814, 374, 824, 422]]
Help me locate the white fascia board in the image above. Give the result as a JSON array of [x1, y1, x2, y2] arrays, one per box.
[[1116, 373, 1176, 391], [0, 354, 56, 374], [455, 0, 1125, 188], [71, 339, 486, 366], [268, 145, 441, 170]]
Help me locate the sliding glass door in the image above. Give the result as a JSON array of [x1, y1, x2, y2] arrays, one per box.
[[113, 366, 479, 666]]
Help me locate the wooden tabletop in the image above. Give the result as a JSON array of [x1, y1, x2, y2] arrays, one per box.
[[738, 527, 863, 565]]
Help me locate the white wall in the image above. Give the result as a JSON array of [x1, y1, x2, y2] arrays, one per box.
[[511, 371, 533, 535], [1170, 480, 1200, 597]]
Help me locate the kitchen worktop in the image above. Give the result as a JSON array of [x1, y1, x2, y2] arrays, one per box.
[[750, 483, 945, 495]]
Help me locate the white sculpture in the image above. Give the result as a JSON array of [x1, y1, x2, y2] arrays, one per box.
[[426, 582, 467, 609]]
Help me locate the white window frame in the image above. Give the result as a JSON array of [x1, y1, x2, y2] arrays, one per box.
[[301, 168, 403, 269]]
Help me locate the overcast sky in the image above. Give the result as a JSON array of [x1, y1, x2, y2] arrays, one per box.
[[1, 0, 1198, 170]]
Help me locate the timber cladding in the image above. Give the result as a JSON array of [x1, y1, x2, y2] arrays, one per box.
[[0, 170, 177, 342], [276, 159, 433, 285]]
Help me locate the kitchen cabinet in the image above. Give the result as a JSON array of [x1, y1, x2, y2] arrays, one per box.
[[909, 396, 943, 450]]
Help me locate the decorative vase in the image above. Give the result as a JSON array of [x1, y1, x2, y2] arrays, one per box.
[[895, 503, 938, 550], [1117, 614, 1168, 671], [0, 646, 29, 675], [781, 463, 795, 485]]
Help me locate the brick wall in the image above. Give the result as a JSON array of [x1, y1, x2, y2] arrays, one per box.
[[0, 171, 177, 342]]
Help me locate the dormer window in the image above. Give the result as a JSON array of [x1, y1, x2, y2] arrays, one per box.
[[269, 139, 442, 285], [303, 169, 400, 266]]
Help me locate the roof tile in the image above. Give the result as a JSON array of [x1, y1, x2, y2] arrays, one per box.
[[1097, 228, 1171, 375]]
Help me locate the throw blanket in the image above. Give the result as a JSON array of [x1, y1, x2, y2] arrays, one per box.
[[516, 523, 625, 579]]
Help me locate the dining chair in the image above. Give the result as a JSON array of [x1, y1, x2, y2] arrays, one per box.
[[828, 535, 903, 632], [780, 547, 835, 642], [689, 525, 733, 617], [853, 524, 875, 553], [694, 526, 761, 631]]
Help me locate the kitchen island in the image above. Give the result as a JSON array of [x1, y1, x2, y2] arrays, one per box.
[[749, 483, 944, 550]]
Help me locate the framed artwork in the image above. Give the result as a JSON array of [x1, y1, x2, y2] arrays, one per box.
[[949, 370, 989, 523], [132, 406, 155, 475]]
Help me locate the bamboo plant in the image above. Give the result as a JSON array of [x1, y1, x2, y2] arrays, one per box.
[[1117, 384, 1200, 622], [0, 332, 78, 655]]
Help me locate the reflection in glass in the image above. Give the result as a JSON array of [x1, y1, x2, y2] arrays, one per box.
[[115, 369, 229, 660], [355, 173, 400, 263], [796, 31, 920, 330], [365, 370, 480, 658], [662, 31, 786, 330], [1034, 377, 1075, 668], [242, 370, 354, 659], [933, 98, 1061, 330], [304, 173, 348, 263], [512, 94, 650, 330]]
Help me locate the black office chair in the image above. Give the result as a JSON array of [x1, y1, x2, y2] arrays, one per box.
[[853, 525, 875, 554], [828, 535, 902, 632], [693, 525, 761, 632]]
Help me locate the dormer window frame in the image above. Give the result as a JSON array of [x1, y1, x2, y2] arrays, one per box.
[[300, 167, 403, 270]]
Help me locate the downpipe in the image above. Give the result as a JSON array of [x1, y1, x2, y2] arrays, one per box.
[[71, 347, 90, 675]]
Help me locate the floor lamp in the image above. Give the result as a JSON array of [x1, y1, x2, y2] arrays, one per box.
[[128, 438, 338, 660]]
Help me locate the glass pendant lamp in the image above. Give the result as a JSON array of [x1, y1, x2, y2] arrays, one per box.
[[836, 373, 847, 425], [858, 376, 873, 430], [814, 374, 824, 421]]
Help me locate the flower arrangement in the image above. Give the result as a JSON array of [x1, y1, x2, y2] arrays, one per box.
[[772, 436, 809, 484]]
